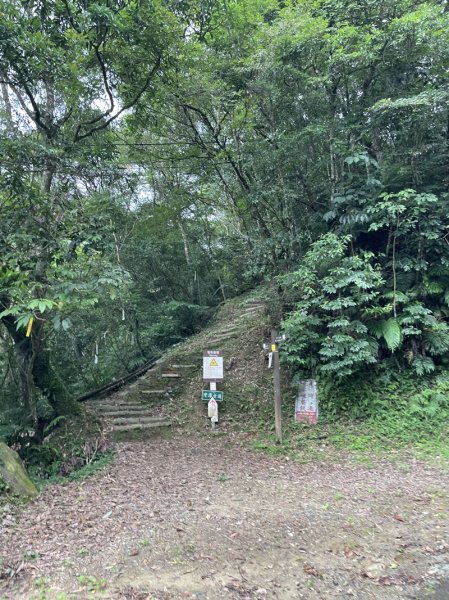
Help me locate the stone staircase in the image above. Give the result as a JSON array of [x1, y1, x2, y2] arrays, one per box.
[[85, 361, 179, 434], [85, 298, 266, 435], [208, 299, 266, 345]]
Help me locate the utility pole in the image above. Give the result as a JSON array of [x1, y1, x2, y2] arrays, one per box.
[[271, 329, 282, 442]]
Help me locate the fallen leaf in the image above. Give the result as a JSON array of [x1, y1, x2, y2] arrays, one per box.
[[377, 574, 421, 586], [393, 513, 405, 522], [303, 563, 319, 576], [344, 547, 354, 558]]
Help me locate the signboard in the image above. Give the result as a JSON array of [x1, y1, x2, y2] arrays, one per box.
[[202, 390, 224, 402], [295, 379, 318, 424], [203, 350, 223, 381], [208, 399, 218, 422]]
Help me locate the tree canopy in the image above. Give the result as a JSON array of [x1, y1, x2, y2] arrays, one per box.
[[1, 0, 449, 438]]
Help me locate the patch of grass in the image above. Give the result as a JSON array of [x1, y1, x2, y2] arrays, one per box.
[[171, 542, 195, 564], [32, 577, 68, 600], [252, 403, 449, 469], [245, 370, 447, 466], [354, 455, 375, 468], [66, 451, 115, 482], [78, 575, 107, 592], [139, 537, 150, 547], [32, 449, 116, 492], [63, 559, 74, 567], [252, 440, 287, 456], [112, 426, 173, 443]]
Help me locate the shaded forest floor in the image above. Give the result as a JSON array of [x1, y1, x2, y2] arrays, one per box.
[[1, 432, 449, 600], [2, 292, 449, 599]]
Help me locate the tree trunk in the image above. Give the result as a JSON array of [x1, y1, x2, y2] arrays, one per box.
[[1, 314, 56, 434]]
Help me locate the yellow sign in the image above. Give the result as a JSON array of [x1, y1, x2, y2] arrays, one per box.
[[26, 318, 34, 337], [271, 343, 277, 352], [209, 358, 218, 367]]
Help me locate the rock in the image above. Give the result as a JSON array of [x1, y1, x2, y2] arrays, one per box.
[[361, 559, 386, 579], [0, 442, 38, 498]]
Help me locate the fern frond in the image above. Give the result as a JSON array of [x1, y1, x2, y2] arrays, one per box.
[[367, 318, 401, 351], [382, 318, 401, 351]]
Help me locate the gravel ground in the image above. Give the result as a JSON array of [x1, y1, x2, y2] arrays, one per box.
[[1, 432, 449, 600]]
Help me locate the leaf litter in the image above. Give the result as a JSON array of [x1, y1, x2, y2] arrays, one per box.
[[0, 433, 448, 599]]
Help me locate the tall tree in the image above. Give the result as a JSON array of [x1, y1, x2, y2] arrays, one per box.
[[0, 0, 182, 428]]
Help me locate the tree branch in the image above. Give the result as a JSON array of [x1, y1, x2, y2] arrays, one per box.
[[80, 47, 115, 127], [74, 54, 162, 142]]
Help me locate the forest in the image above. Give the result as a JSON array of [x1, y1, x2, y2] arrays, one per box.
[[1, 0, 449, 459], [2, 1, 449, 598]]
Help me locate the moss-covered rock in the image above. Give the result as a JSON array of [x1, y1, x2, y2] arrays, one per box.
[[0, 442, 38, 498]]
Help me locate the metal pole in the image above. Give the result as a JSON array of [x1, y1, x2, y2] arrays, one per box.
[[271, 329, 282, 442]]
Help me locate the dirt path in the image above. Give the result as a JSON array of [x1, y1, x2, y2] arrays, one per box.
[[1, 434, 449, 599]]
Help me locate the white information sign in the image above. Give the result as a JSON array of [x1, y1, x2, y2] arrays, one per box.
[[203, 350, 224, 381], [208, 399, 218, 421]]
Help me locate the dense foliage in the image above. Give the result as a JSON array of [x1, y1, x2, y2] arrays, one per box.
[[1, 0, 449, 441]]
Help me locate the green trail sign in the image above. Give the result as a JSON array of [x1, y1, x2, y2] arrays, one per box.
[[202, 390, 224, 402]]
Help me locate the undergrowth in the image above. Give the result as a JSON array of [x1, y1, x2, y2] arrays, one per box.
[[0, 412, 115, 497], [253, 369, 449, 467]]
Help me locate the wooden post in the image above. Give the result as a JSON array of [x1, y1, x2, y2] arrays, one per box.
[[271, 329, 282, 442]]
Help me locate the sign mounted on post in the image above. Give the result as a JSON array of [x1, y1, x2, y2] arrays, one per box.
[[208, 398, 218, 419], [203, 350, 223, 381], [202, 390, 224, 402], [295, 379, 318, 424]]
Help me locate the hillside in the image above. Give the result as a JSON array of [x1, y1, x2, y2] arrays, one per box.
[[85, 289, 278, 438]]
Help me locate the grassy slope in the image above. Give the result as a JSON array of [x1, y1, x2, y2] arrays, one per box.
[[153, 288, 449, 471]]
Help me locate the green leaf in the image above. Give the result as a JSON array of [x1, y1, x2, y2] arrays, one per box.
[[382, 318, 401, 352], [16, 315, 31, 330], [444, 289, 449, 307], [0, 306, 21, 318], [368, 318, 401, 351]]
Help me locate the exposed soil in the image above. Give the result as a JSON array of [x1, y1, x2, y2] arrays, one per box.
[[1, 432, 449, 600]]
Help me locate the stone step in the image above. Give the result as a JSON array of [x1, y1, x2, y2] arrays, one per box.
[[140, 389, 169, 395], [107, 415, 168, 425], [211, 332, 240, 340], [161, 373, 180, 378], [98, 410, 152, 418], [89, 403, 147, 411], [209, 334, 234, 344], [111, 421, 171, 432], [213, 326, 242, 335], [139, 365, 163, 379], [169, 364, 197, 369]]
